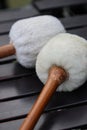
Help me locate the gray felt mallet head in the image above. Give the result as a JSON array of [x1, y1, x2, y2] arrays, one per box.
[[0, 15, 65, 68], [19, 33, 87, 130]]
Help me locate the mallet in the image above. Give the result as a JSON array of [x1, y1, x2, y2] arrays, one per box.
[[0, 15, 65, 68], [19, 33, 87, 130]]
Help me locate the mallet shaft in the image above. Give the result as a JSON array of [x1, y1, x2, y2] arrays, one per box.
[[19, 66, 67, 130], [0, 43, 15, 58]]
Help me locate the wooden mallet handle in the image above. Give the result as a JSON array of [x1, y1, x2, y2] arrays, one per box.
[[0, 43, 15, 58], [19, 65, 67, 130]]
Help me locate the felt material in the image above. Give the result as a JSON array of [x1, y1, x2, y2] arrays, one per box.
[[36, 33, 87, 92], [9, 15, 65, 68]]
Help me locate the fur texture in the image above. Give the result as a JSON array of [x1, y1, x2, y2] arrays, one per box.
[[36, 33, 87, 92], [9, 15, 65, 68]]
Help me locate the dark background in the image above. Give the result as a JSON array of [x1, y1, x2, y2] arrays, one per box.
[[0, 0, 32, 9]]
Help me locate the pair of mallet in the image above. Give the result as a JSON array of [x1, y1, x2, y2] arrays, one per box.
[[0, 15, 87, 130]]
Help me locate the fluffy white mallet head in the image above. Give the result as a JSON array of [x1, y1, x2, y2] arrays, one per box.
[[36, 33, 87, 92], [9, 15, 65, 68]]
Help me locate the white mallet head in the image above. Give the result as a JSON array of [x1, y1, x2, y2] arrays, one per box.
[[36, 33, 87, 91], [9, 15, 65, 68]]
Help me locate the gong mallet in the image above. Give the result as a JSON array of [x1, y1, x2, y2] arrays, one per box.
[[0, 15, 65, 68], [19, 33, 87, 130]]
